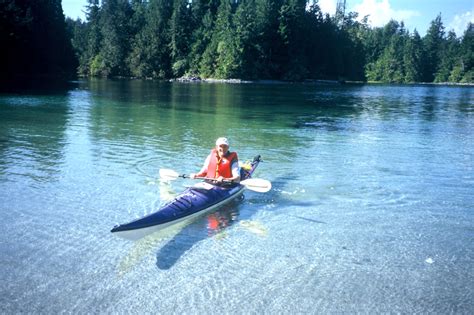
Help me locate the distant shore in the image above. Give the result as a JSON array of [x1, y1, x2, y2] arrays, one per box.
[[171, 76, 348, 85], [2, 75, 472, 92], [170, 76, 474, 86]]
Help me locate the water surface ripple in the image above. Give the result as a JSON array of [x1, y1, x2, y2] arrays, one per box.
[[0, 81, 473, 313]]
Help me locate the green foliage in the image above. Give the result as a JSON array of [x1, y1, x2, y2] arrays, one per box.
[[172, 59, 188, 77], [90, 54, 105, 76], [364, 15, 472, 84], [460, 70, 473, 83], [434, 31, 460, 83], [169, 0, 193, 65], [253, 0, 286, 79], [188, 6, 215, 76], [95, 0, 133, 77], [129, 0, 173, 79], [278, 0, 307, 80], [448, 63, 464, 82], [233, 0, 260, 79], [213, 0, 239, 78], [459, 23, 474, 82], [0, 0, 77, 80], [403, 31, 423, 83], [7, 0, 467, 83], [422, 14, 445, 82]]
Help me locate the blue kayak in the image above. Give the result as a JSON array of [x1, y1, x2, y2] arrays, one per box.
[[111, 155, 262, 240]]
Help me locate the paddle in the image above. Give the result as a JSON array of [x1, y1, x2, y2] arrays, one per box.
[[159, 168, 272, 193]]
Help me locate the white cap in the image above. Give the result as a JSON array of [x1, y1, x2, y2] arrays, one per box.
[[215, 137, 229, 146]]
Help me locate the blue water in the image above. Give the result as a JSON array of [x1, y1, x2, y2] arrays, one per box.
[[0, 81, 473, 313]]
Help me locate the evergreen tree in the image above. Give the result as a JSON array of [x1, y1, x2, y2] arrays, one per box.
[[169, 0, 193, 77], [456, 23, 473, 83], [435, 30, 460, 82], [213, 0, 240, 78], [379, 35, 404, 82], [366, 20, 406, 82], [339, 12, 368, 81], [422, 14, 445, 82], [129, 0, 146, 36], [126, 0, 146, 76], [364, 27, 384, 66], [188, 1, 218, 77], [278, 0, 307, 80], [302, 2, 325, 79], [0, 0, 33, 78], [233, 0, 260, 79], [198, 11, 219, 78], [314, 13, 340, 79], [67, 18, 88, 74], [82, 0, 102, 76], [403, 30, 423, 82], [254, 0, 285, 79], [95, 0, 133, 77], [0, 0, 77, 80], [62, 0, 472, 83], [128, 0, 173, 78]]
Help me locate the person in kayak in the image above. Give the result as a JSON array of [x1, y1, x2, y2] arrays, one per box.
[[190, 137, 240, 183]]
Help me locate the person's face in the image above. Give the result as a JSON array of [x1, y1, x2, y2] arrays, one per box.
[[216, 144, 229, 157]]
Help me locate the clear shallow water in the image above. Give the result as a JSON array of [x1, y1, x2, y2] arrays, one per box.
[[0, 80, 473, 313]]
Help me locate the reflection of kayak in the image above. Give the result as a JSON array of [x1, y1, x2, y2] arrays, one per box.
[[111, 156, 262, 240]]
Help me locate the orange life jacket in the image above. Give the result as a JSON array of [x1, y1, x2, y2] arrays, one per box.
[[206, 149, 238, 178]]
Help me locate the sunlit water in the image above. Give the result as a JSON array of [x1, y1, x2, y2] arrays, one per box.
[[1, 80, 473, 313]]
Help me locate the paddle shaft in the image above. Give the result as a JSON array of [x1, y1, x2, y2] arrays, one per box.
[[159, 168, 271, 192], [180, 174, 238, 184]]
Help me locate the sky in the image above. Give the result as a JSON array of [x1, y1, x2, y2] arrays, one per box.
[[62, 0, 473, 37]]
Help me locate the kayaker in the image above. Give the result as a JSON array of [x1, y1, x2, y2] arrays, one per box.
[[190, 137, 240, 183]]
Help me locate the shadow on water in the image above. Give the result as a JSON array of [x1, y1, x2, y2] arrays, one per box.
[[153, 172, 304, 271], [118, 177, 322, 273], [155, 198, 242, 270]]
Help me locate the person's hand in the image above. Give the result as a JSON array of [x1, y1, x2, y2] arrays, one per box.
[[190, 173, 196, 179], [216, 176, 224, 183]]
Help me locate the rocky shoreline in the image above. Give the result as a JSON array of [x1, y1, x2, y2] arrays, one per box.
[[171, 76, 474, 86], [171, 76, 252, 83], [170, 76, 346, 85]]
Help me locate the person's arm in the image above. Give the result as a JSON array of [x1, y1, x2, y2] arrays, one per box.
[[229, 159, 240, 182], [190, 154, 210, 178]]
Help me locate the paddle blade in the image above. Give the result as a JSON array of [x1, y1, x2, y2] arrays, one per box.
[[159, 169, 180, 180], [240, 178, 272, 193]]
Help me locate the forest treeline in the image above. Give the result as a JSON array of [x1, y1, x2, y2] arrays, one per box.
[[0, 0, 77, 80], [1, 0, 473, 83]]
